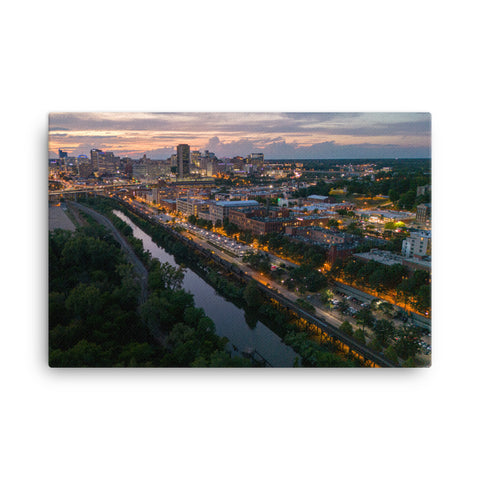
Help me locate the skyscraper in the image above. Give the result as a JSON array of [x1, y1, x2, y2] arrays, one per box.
[[248, 153, 264, 167], [177, 144, 190, 178], [90, 149, 103, 172], [58, 149, 68, 163], [191, 150, 201, 168]]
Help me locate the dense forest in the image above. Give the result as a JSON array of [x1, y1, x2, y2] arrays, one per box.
[[49, 217, 251, 367], [55, 197, 361, 367]]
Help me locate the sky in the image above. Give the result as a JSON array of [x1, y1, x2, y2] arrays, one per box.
[[48, 112, 431, 160]]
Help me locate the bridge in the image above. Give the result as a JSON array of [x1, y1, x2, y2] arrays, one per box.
[[49, 183, 144, 202]]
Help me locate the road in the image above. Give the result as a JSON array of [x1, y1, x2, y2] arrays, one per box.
[[107, 197, 399, 366], [182, 227, 346, 328], [71, 202, 149, 303]]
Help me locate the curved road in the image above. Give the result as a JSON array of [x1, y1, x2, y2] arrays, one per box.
[[70, 202, 149, 303]]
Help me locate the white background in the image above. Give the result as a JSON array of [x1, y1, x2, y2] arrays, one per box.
[[1, 1, 479, 479]]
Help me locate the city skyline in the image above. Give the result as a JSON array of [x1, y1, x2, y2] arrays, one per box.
[[49, 112, 431, 160]]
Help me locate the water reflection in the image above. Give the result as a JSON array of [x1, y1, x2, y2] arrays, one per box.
[[113, 211, 297, 367]]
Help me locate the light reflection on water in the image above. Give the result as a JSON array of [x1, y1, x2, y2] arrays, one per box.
[[114, 210, 297, 367]]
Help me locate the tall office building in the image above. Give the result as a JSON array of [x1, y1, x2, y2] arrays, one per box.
[[177, 144, 190, 178], [191, 150, 201, 168], [90, 149, 103, 171], [58, 149, 68, 163], [98, 151, 117, 174], [248, 152, 264, 167]]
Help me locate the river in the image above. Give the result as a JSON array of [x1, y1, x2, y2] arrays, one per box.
[[113, 210, 298, 367]]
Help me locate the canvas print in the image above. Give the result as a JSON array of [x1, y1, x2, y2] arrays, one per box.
[[48, 113, 431, 367]]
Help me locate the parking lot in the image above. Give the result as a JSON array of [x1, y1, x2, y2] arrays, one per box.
[[178, 222, 254, 258]]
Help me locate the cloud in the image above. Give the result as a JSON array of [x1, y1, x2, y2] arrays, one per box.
[[48, 112, 431, 159], [49, 127, 70, 132]]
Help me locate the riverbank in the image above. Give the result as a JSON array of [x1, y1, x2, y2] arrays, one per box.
[[85, 197, 369, 367]]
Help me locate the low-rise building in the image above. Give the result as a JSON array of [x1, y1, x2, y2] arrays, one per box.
[[285, 226, 359, 245], [356, 209, 416, 224], [354, 249, 404, 267], [416, 185, 431, 196], [210, 200, 260, 224], [402, 230, 431, 258], [354, 248, 431, 273], [176, 198, 211, 217]]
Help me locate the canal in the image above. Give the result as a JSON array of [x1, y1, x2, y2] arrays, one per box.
[[113, 210, 298, 367]]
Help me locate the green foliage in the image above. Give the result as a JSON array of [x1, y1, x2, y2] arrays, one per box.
[[373, 319, 396, 346], [368, 338, 383, 352], [327, 219, 339, 228], [319, 288, 334, 304], [257, 232, 327, 267], [49, 202, 241, 368], [243, 251, 271, 274], [295, 298, 315, 313], [339, 321, 354, 336], [355, 308, 375, 331], [398, 190, 417, 210], [243, 280, 264, 308], [205, 269, 244, 301], [394, 326, 422, 360], [291, 265, 327, 292], [284, 331, 355, 367], [332, 257, 429, 312], [403, 357, 416, 368], [148, 259, 184, 291], [384, 345, 399, 364], [353, 329, 366, 344], [223, 219, 240, 235]]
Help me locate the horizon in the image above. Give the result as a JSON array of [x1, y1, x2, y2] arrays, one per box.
[[49, 112, 431, 161]]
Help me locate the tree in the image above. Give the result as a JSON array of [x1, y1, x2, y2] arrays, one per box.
[[353, 329, 366, 344], [50, 339, 106, 367], [291, 264, 322, 292], [403, 357, 416, 368], [243, 280, 263, 308], [394, 326, 421, 359], [339, 321, 354, 336], [398, 190, 416, 210], [149, 260, 184, 291], [355, 308, 375, 332], [327, 219, 339, 228], [119, 342, 156, 366], [338, 299, 350, 316], [384, 345, 399, 364], [368, 338, 383, 352], [373, 319, 396, 346], [319, 288, 334, 305], [388, 189, 400, 203], [65, 283, 102, 322], [379, 302, 395, 317]]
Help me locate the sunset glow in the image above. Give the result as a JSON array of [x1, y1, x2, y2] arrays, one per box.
[[49, 112, 431, 159]]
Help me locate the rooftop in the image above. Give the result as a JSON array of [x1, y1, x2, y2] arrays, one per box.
[[216, 200, 260, 207]]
